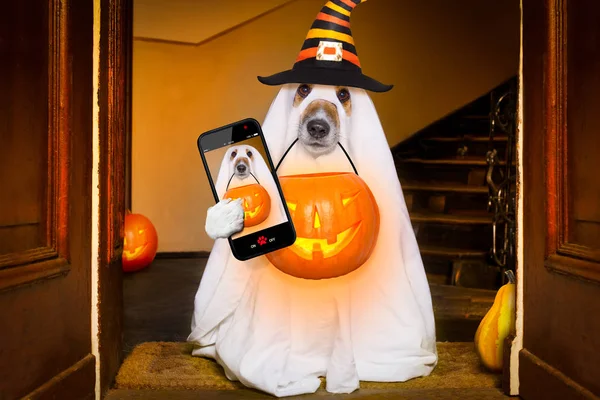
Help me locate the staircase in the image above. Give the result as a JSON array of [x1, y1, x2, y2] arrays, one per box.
[[394, 77, 518, 339]]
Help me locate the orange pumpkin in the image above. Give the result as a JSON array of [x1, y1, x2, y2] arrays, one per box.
[[122, 213, 158, 273], [266, 172, 380, 280], [224, 183, 271, 227]]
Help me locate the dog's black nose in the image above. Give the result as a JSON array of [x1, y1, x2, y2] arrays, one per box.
[[236, 164, 247, 173], [307, 119, 330, 139]]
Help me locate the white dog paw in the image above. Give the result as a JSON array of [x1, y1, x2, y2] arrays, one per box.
[[205, 198, 244, 239]]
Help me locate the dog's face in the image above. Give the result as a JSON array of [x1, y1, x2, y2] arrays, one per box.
[[292, 84, 353, 157], [228, 145, 255, 180]]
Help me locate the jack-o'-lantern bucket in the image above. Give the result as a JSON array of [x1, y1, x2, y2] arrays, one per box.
[[224, 183, 271, 227], [266, 139, 380, 280]]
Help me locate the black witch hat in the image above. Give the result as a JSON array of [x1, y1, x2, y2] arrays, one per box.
[[257, 0, 393, 92]]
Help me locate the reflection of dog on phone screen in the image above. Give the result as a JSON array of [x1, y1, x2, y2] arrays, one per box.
[[214, 144, 287, 238], [229, 146, 253, 180]]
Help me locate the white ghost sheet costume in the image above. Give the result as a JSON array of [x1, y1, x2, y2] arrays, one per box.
[[212, 144, 287, 239], [188, 85, 437, 397]]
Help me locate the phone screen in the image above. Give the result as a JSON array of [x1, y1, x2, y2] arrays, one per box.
[[198, 119, 296, 260]]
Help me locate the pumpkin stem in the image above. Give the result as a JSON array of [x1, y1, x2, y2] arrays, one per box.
[[504, 269, 516, 284]]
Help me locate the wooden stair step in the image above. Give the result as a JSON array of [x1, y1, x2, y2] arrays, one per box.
[[460, 114, 490, 120], [398, 156, 506, 166], [410, 211, 491, 225], [429, 283, 495, 320], [402, 182, 488, 194], [422, 134, 508, 143], [420, 245, 488, 258], [426, 273, 449, 286], [430, 282, 497, 300]]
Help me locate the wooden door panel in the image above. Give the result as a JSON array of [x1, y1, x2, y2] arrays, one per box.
[[521, 0, 600, 399], [566, 0, 600, 254], [542, 0, 600, 281], [0, 0, 95, 398], [0, 0, 48, 254], [0, 0, 71, 289]]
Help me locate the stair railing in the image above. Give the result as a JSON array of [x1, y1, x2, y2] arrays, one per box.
[[485, 80, 517, 277]]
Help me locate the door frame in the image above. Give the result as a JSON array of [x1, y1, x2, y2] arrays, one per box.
[[96, 0, 529, 398], [504, 0, 525, 395], [517, 0, 600, 398], [94, 0, 133, 397]]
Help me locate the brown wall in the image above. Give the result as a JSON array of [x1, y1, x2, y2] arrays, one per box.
[[132, 0, 520, 252], [133, 0, 292, 44]]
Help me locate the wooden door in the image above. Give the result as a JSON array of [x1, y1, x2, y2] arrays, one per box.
[[0, 1, 95, 399], [521, 0, 600, 398]]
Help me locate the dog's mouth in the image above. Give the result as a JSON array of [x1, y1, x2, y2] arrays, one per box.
[[235, 170, 250, 178], [304, 140, 329, 148]]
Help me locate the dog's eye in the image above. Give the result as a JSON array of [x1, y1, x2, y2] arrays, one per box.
[[246, 151, 253, 157], [297, 84, 311, 98], [337, 88, 350, 103], [231, 151, 237, 158]]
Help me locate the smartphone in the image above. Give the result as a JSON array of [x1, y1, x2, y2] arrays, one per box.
[[197, 118, 296, 261]]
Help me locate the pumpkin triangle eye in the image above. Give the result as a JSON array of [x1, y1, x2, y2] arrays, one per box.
[[138, 229, 144, 234], [286, 201, 297, 211], [254, 193, 259, 197], [342, 192, 360, 206], [313, 208, 321, 229]]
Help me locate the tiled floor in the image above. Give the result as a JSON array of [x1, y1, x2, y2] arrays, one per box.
[[122, 257, 494, 356], [122, 257, 207, 356]]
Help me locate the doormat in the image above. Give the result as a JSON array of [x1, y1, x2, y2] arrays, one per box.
[[114, 342, 500, 391]]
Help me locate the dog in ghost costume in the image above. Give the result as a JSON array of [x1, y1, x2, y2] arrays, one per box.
[[189, 0, 437, 397], [208, 144, 287, 239]]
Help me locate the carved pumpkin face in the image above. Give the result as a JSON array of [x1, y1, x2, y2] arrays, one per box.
[[223, 183, 271, 227], [122, 213, 158, 273], [266, 172, 380, 280]]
